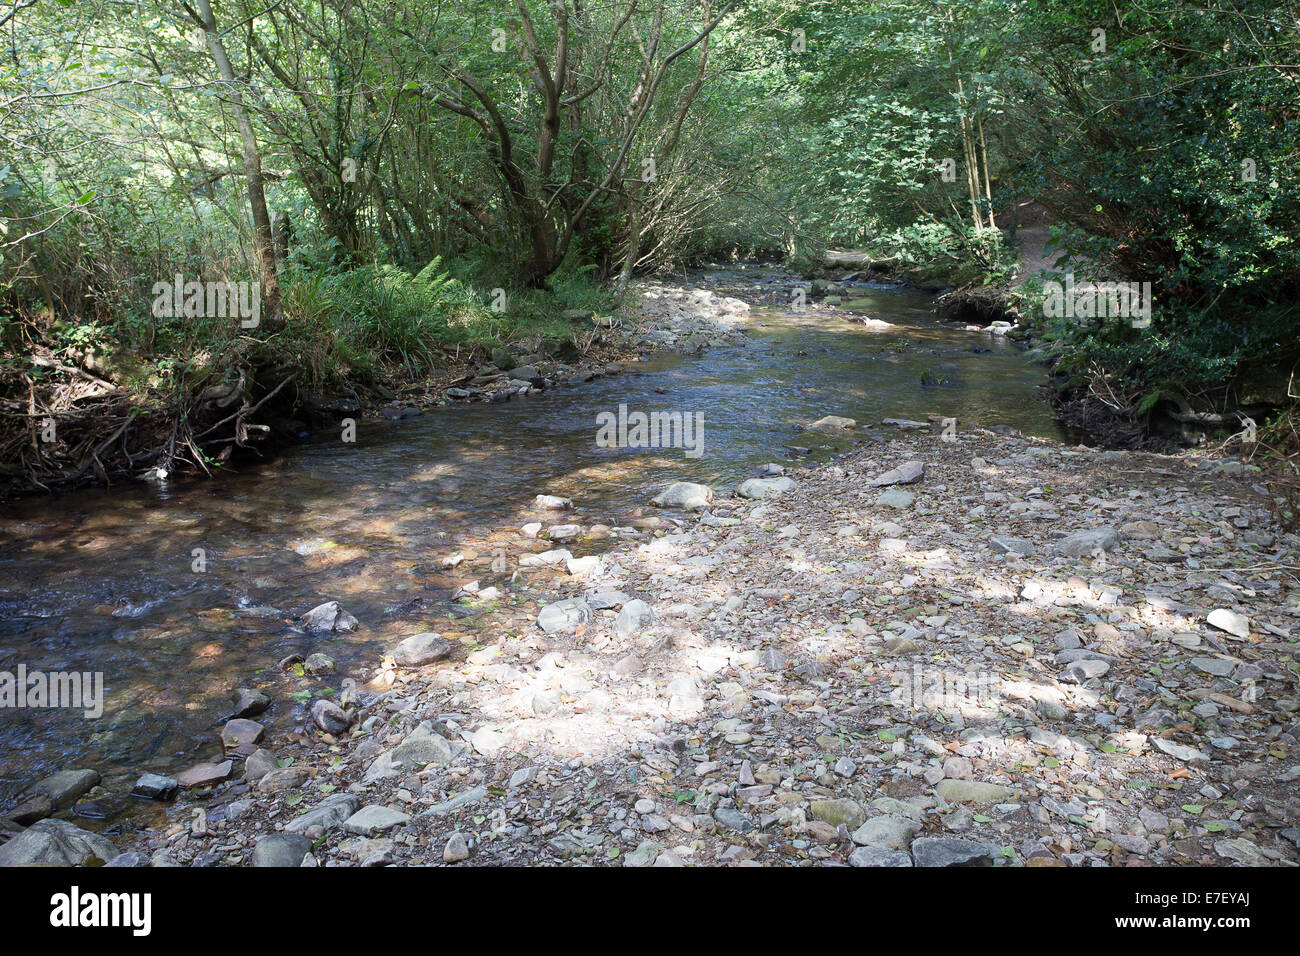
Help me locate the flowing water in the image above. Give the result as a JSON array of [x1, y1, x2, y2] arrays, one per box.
[[0, 267, 1064, 832]]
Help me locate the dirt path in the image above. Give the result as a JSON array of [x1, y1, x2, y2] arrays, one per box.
[[1010, 201, 1065, 285]]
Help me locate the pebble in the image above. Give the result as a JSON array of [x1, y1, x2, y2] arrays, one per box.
[[444, 832, 471, 862]]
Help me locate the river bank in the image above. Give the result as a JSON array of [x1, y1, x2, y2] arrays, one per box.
[[0, 275, 760, 500], [7, 416, 1295, 867]]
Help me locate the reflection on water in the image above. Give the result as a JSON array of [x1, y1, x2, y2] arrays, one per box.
[[0, 274, 1063, 829]]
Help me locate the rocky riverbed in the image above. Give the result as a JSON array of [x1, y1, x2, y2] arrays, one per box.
[[6, 418, 1296, 867]]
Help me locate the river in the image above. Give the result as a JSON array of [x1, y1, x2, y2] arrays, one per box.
[[0, 266, 1065, 833]]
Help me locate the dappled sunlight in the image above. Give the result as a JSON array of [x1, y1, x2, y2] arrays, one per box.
[[0, 278, 1291, 867]]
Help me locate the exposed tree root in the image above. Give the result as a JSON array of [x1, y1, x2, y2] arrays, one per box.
[[935, 283, 1015, 324], [0, 358, 300, 499]]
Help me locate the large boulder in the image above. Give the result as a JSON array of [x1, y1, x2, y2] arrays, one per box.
[[0, 819, 119, 866]]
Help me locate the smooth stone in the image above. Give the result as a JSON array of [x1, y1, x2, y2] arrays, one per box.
[[714, 808, 755, 833], [1053, 528, 1120, 557], [392, 632, 456, 666], [566, 555, 602, 577], [876, 488, 916, 509], [221, 718, 264, 749], [934, 779, 1016, 804], [420, 786, 488, 817], [990, 536, 1034, 556], [533, 494, 572, 510], [1207, 608, 1250, 639], [1038, 699, 1068, 720], [310, 699, 353, 734], [343, 805, 411, 836], [849, 846, 914, 867], [537, 598, 591, 634], [809, 415, 856, 430], [391, 726, 458, 766], [1152, 738, 1211, 762], [471, 726, 508, 756], [943, 756, 973, 779], [911, 837, 996, 867], [1214, 838, 1270, 866], [615, 599, 654, 638], [586, 590, 630, 610], [285, 794, 360, 834], [251, 832, 313, 867], [809, 799, 866, 829], [130, 773, 178, 801], [736, 477, 797, 499], [230, 687, 271, 718], [303, 653, 336, 675], [520, 548, 572, 567], [851, 815, 917, 850], [257, 767, 310, 794], [301, 600, 358, 633], [243, 749, 278, 782], [1060, 659, 1110, 683], [7, 794, 54, 825], [33, 769, 101, 809], [1054, 628, 1083, 649], [651, 482, 713, 511], [869, 461, 925, 487], [624, 840, 664, 867], [176, 760, 232, 788], [1192, 657, 1236, 677], [444, 832, 471, 862]]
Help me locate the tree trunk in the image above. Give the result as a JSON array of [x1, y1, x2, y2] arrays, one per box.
[[192, 0, 282, 326]]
